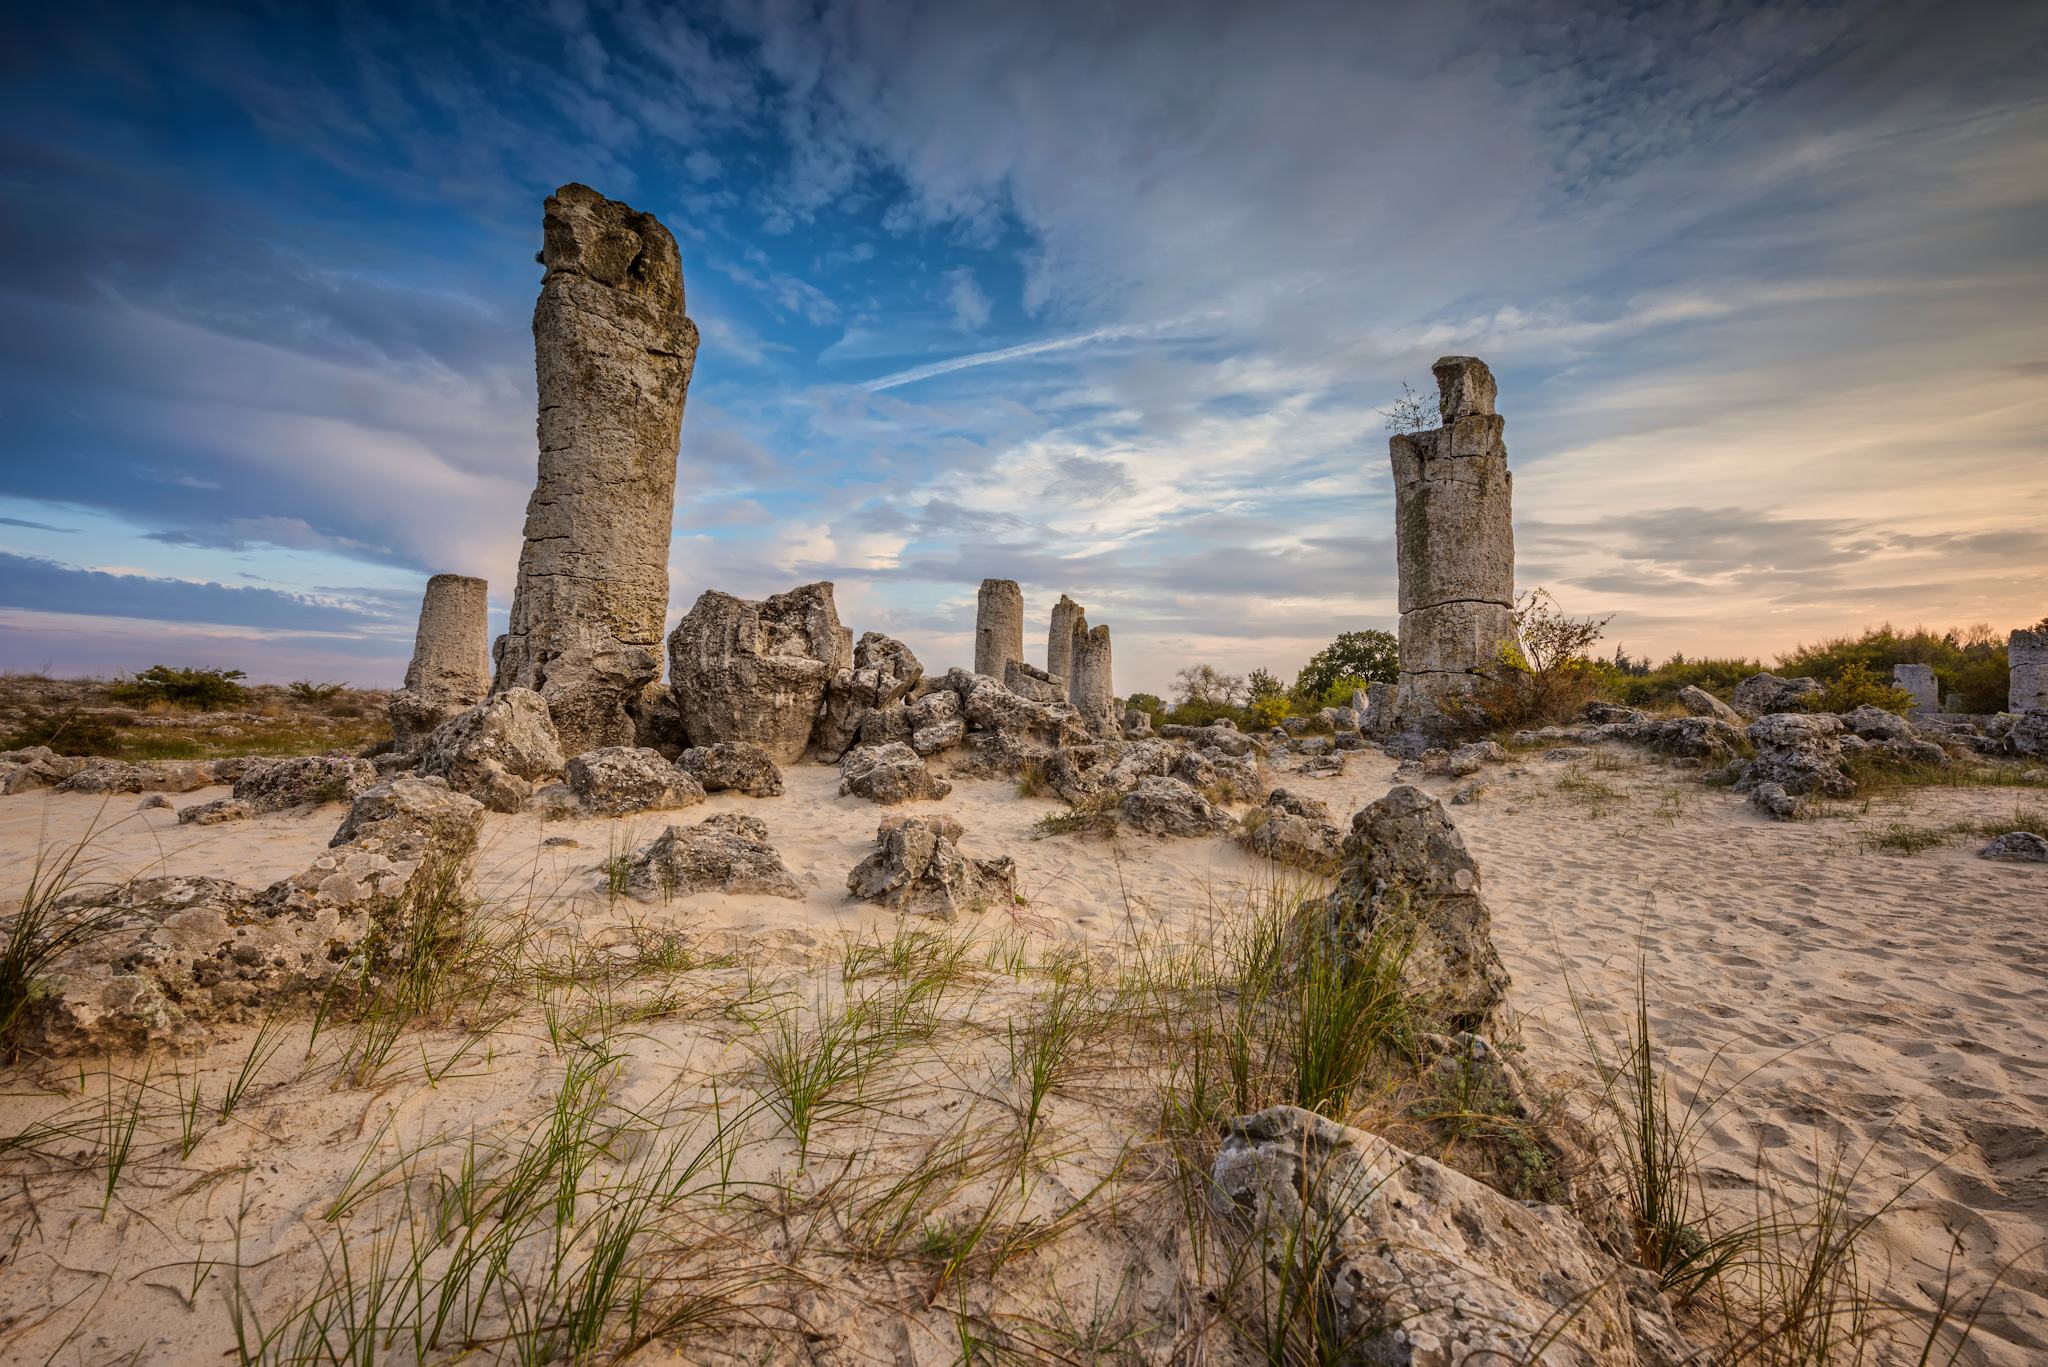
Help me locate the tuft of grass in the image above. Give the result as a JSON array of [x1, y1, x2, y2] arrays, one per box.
[[1857, 804, 2046, 855], [1030, 792, 1120, 839], [97, 1058, 151, 1214], [1, 822, 123, 1053]]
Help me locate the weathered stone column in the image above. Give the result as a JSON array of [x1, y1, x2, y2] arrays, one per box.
[[493, 183, 700, 756], [1047, 594, 1085, 692], [975, 579, 1024, 679], [1070, 624, 1117, 736], [1892, 663, 1939, 713], [390, 574, 490, 750], [1389, 356, 1516, 734], [2011, 628, 2048, 712]]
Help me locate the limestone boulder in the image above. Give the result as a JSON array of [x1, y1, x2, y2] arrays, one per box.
[[1677, 684, 1743, 724], [1979, 831, 2048, 862], [177, 798, 253, 826], [846, 814, 1017, 920], [623, 813, 803, 901], [1737, 713, 1853, 807], [1048, 739, 1177, 805], [1158, 721, 1263, 756], [1174, 746, 1267, 805], [1122, 707, 1154, 739], [0, 746, 88, 794], [626, 680, 689, 759], [1001, 659, 1066, 705], [564, 746, 706, 817], [668, 583, 853, 763], [1840, 704, 1915, 743], [1241, 789, 1344, 871], [1212, 1106, 1689, 1367], [840, 742, 951, 804], [234, 755, 380, 813], [1326, 784, 1508, 1034], [815, 632, 925, 761], [57, 759, 217, 795], [677, 741, 785, 797], [940, 668, 1089, 775], [2001, 709, 2048, 758], [1118, 775, 1232, 837], [1731, 672, 1822, 718], [415, 688, 566, 813]]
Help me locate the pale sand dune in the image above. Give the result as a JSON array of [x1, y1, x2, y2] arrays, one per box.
[[0, 749, 2042, 1362]]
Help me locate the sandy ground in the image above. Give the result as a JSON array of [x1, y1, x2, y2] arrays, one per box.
[[1, 748, 2042, 1363]]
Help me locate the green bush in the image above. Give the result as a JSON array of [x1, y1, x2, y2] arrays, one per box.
[[1608, 656, 1763, 708], [1777, 623, 2006, 713], [1809, 662, 1915, 715], [110, 665, 248, 710], [287, 680, 347, 703], [2, 713, 123, 757], [1292, 630, 1397, 702]]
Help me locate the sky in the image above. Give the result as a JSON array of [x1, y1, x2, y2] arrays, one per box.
[[2, 0, 2044, 695]]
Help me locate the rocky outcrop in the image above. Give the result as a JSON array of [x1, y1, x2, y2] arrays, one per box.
[[494, 185, 699, 756], [1735, 713, 1853, 818], [941, 668, 1090, 776], [846, 814, 1017, 920], [974, 578, 1024, 679], [1118, 775, 1232, 837], [1326, 784, 1509, 1033], [1048, 739, 1178, 805], [815, 633, 924, 761], [623, 813, 803, 901], [840, 742, 952, 804], [1002, 659, 1066, 706], [1422, 739, 1506, 778], [677, 741, 784, 797], [1676, 684, 1742, 724], [1174, 745, 1267, 804], [0, 745, 89, 793], [1240, 789, 1343, 871], [1731, 672, 1822, 718], [667, 583, 853, 764], [416, 688, 566, 813], [233, 755, 380, 813], [1158, 721, 1262, 756], [2006, 710, 2048, 758], [563, 746, 705, 817], [14, 778, 485, 1055], [390, 574, 490, 752], [1389, 357, 1518, 736], [56, 759, 217, 795], [1212, 1107, 1689, 1367], [1122, 707, 1154, 739]]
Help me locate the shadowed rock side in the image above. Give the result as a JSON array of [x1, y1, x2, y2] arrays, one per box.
[[390, 574, 490, 752], [973, 578, 1024, 679], [1046, 594, 1084, 692], [1389, 356, 1517, 736], [846, 813, 1017, 921], [494, 184, 700, 756], [667, 583, 853, 764]]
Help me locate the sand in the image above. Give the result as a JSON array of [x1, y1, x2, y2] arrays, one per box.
[[0, 747, 2042, 1363]]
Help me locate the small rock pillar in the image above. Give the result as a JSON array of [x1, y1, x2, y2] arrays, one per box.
[[390, 574, 490, 750], [494, 183, 700, 755], [975, 579, 1025, 679], [1389, 356, 1516, 734]]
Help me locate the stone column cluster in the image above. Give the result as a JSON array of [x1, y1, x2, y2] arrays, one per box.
[[1047, 594, 1084, 686], [1040, 593, 1116, 736], [1389, 356, 1516, 734], [492, 183, 701, 756], [2012, 628, 2048, 712], [389, 574, 490, 751], [974, 579, 1025, 679]]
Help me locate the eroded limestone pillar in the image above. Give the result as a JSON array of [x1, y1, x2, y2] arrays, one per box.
[[975, 579, 1024, 679], [1892, 663, 1939, 713], [2011, 628, 2048, 712], [1047, 594, 1084, 692], [1071, 623, 1117, 736], [390, 574, 490, 750], [493, 183, 700, 755], [1390, 356, 1516, 734]]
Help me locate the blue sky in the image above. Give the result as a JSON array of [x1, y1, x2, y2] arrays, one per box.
[[2, 0, 2044, 692]]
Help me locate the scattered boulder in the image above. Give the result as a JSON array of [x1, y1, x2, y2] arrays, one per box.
[[942, 668, 1089, 776], [1732, 672, 1822, 718], [846, 814, 1018, 920], [1677, 684, 1743, 724], [1747, 781, 1802, 820], [1118, 775, 1232, 837], [1298, 751, 1348, 778], [1424, 739, 1505, 778], [1979, 831, 2048, 862], [1158, 721, 1262, 756], [138, 793, 174, 812], [57, 759, 217, 795], [1174, 746, 1267, 804], [677, 741, 785, 797], [416, 688, 565, 813], [1735, 713, 1853, 816], [815, 632, 924, 761], [1048, 739, 1177, 805], [564, 746, 706, 817], [0, 746, 88, 794], [1122, 707, 1154, 739], [1325, 784, 1509, 1033], [1840, 704, 1914, 743], [14, 778, 485, 1055], [623, 813, 803, 900], [667, 583, 853, 764], [840, 742, 951, 804], [1211, 1106, 1690, 1367], [177, 798, 254, 826], [625, 680, 689, 758], [1240, 789, 1343, 871], [2003, 710, 2048, 758], [233, 755, 380, 813], [1450, 781, 1488, 805]]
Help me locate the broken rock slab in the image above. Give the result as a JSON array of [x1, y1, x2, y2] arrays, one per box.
[[623, 813, 803, 901], [1240, 788, 1344, 871], [564, 745, 706, 817], [1118, 775, 1232, 837], [415, 688, 566, 813], [668, 583, 853, 764], [1212, 1106, 1690, 1367], [1979, 831, 2048, 862], [1731, 672, 1823, 718], [677, 741, 785, 797], [234, 755, 380, 813], [840, 741, 952, 804], [1677, 684, 1743, 724], [56, 759, 218, 795], [846, 813, 1017, 920], [815, 632, 924, 761]]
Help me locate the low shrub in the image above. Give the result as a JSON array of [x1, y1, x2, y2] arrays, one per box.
[[110, 665, 248, 710], [2, 712, 122, 757], [287, 680, 347, 703]]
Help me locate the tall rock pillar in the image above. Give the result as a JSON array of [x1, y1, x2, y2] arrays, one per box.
[[493, 183, 700, 755], [1070, 623, 1117, 736], [390, 574, 490, 751], [1390, 356, 1516, 735], [975, 579, 1024, 679], [1047, 594, 1085, 692], [2012, 628, 2048, 712]]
